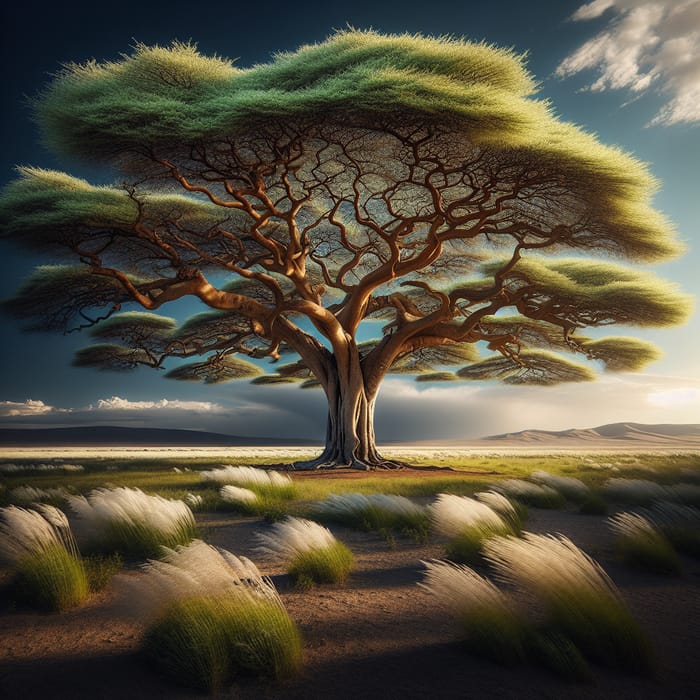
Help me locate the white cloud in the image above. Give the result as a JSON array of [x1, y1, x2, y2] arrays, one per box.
[[0, 399, 56, 417], [557, 0, 700, 126], [648, 387, 700, 407], [92, 396, 225, 413]]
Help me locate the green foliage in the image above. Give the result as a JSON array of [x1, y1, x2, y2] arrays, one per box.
[[616, 528, 681, 575], [457, 351, 596, 386], [526, 629, 592, 683], [166, 356, 262, 383], [547, 586, 653, 673], [580, 337, 662, 372], [73, 344, 156, 370], [288, 541, 354, 585], [458, 603, 527, 665], [84, 553, 123, 591], [13, 544, 89, 611], [96, 518, 197, 559], [445, 528, 494, 565], [143, 595, 302, 692]]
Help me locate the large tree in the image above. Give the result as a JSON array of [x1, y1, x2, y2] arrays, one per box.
[[0, 31, 691, 468]]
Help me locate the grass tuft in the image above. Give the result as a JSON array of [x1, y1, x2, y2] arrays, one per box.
[[68, 487, 197, 559], [420, 559, 526, 664], [312, 493, 429, 541], [531, 471, 589, 502], [119, 539, 302, 691], [640, 502, 700, 558], [484, 532, 653, 673], [13, 544, 89, 611], [144, 595, 302, 692], [0, 504, 88, 611], [526, 629, 592, 682], [201, 465, 295, 500], [491, 479, 566, 509], [257, 517, 354, 585], [430, 493, 514, 564], [609, 512, 680, 575]]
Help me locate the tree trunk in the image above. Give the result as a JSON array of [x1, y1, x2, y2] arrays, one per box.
[[291, 364, 402, 470]]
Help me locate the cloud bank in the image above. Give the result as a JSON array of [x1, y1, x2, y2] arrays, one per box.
[[557, 0, 700, 126], [2, 373, 699, 441]]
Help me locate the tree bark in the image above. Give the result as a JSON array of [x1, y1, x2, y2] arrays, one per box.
[[291, 363, 403, 470]]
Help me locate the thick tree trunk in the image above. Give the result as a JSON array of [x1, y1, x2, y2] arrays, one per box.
[[291, 365, 402, 470]]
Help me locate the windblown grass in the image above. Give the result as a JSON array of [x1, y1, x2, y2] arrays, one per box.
[[491, 479, 566, 509], [256, 517, 354, 586], [68, 487, 197, 559], [531, 471, 589, 502], [0, 504, 88, 611], [200, 466, 295, 500], [429, 494, 514, 564], [484, 533, 653, 673], [120, 540, 301, 692], [420, 559, 526, 663], [474, 491, 526, 532], [608, 512, 680, 575], [311, 493, 429, 541], [8, 485, 71, 505], [603, 478, 670, 505], [641, 502, 700, 557]]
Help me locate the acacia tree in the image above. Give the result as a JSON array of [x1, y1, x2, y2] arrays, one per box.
[[0, 31, 690, 468]]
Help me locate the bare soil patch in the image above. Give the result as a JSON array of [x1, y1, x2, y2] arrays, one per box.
[[1, 498, 699, 699]]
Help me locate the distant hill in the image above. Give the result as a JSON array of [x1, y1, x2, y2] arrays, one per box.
[[0, 426, 321, 447], [484, 422, 700, 445]]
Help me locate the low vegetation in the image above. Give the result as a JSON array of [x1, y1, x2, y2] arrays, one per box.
[[429, 493, 514, 564], [119, 540, 302, 692], [311, 492, 429, 541], [608, 511, 680, 575], [256, 517, 354, 587], [484, 533, 653, 673], [0, 504, 88, 611], [68, 487, 197, 559]]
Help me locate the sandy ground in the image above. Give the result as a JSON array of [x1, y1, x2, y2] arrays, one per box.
[[1, 498, 699, 699]]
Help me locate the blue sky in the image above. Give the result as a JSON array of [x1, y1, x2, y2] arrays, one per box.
[[0, 0, 698, 440]]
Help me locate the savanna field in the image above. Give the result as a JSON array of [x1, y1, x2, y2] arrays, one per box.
[[1, 448, 699, 699]]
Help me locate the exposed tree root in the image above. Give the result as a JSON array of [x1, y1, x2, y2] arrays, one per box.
[[290, 455, 409, 471]]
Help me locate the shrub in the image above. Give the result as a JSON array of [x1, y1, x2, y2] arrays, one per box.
[[420, 559, 526, 664], [484, 533, 653, 673], [119, 540, 301, 692], [531, 471, 589, 502], [0, 504, 88, 611], [312, 493, 429, 540], [490, 480, 565, 509], [200, 466, 295, 500], [608, 512, 681, 575], [256, 517, 354, 585], [68, 487, 197, 559]]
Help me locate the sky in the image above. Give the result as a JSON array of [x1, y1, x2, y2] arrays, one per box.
[[0, 0, 698, 441]]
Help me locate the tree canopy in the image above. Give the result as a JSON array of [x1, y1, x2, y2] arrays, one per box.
[[0, 29, 691, 468]]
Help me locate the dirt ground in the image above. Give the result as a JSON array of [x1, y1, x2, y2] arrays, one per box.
[[1, 478, 699, 700]]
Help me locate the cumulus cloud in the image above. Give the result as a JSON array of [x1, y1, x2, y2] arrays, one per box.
[[0, 399, 56, 417], [557, 0, 700, 126], [92, 396, 224, 413]]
